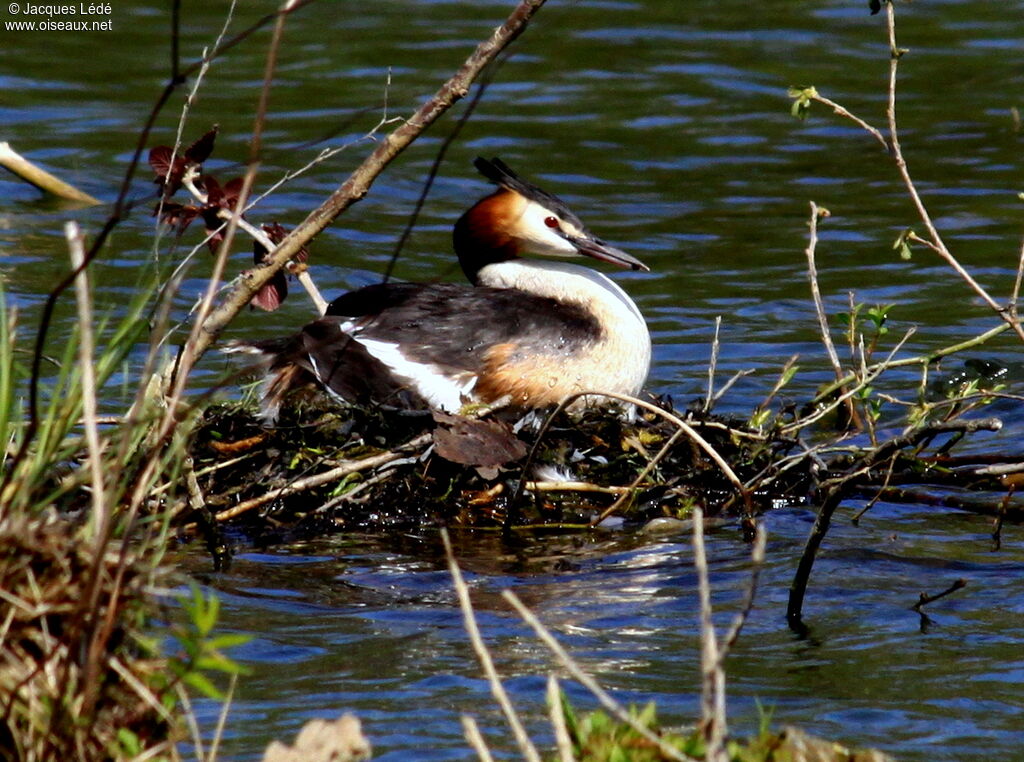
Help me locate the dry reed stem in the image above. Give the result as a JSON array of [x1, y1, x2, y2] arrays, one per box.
[[526, 480, 629, 495], [704, 316, 722, 413], [546, 674, 576, 762], [443, 530, 543, 762], [65, 222, 108, 540], [193, 0, 548, 362], [461, 715, 497, 762], [692, 508, 727, 762]]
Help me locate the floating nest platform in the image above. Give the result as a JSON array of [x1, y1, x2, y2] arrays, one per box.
[[183, 393, 808, 548]]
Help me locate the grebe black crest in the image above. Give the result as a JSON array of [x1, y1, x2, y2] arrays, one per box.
[[227, 157, 652, 419]]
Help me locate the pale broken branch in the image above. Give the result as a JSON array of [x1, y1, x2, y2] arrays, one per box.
[[0, 141, 101, 204]]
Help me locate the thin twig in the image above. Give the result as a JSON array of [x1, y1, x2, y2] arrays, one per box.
[[590, 426, 686, 526], [1011, 237, 1024, 319], [804, 91, 888, 151], [811, 321, 1008, 406], [881, 2, 1024, 342], [718, 522, 766, 660], [515, 390, 748, 513], [547, 675, 576, 762], [692, 509, 727, 762], [804, 203, 843, 383], [201, 432, 430, 525], [382, 53, 505, 285], [461, 715, 497, 762], [783, 327, 915, 436], [704, 316, 722, 413], [710, 368, 754, 406], [787, 417, 1001, 627], [65, 222, 107, 540], [911, 578, 966, 612]]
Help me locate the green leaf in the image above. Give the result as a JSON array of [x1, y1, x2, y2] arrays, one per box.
[[116, 728, 142, 756], [635, 701, 658, 728], [196, 652, 251, 676], [787, 86, 818, 121], [184, 670, 224, 700], [893, 228, 915, 260], [610, 746, 630, 762], [749, 408, 771, 428], [779, 364, 800, 387], [207, 633, 253, 650]]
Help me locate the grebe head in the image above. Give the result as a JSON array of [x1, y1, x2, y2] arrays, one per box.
[[454, 157, 648, 283]]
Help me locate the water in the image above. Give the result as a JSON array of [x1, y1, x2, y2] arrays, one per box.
[[4, 1, 1024, 759]]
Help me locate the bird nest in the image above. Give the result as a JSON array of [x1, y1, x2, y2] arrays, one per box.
[[181, 390, 807, 552]]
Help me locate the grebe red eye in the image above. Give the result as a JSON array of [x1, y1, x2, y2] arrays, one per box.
[[544, 216, 559, 228]]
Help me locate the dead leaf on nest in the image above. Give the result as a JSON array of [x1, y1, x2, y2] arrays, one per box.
[[207, 432, 268, 455], [432, 412, 527, 468]]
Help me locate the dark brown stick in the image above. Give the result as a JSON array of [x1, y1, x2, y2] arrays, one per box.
[[911, 578, 966, 612], [787, 417, 1001, 629]]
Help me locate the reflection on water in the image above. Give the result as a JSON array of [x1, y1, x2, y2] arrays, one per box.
[[5, 0, 1024, 760], [185, 509, 1024, 762]]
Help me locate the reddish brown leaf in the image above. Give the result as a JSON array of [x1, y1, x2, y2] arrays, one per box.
[[432, 413, 527, 467], [202, 175, 223, 204], [154, 201, 199, 232], [249, 270, 288, 311], [222, 178, 245, 211], [185, 126, 218, 164], [149, 145, 187, 193], [148, 145, 174, 178], [261, 222, 309, 263]]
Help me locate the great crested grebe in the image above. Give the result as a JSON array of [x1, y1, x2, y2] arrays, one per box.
[[232, 157, 651, 419]]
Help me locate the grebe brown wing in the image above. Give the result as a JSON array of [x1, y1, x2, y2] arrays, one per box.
[[241, 281, 603, 415]]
